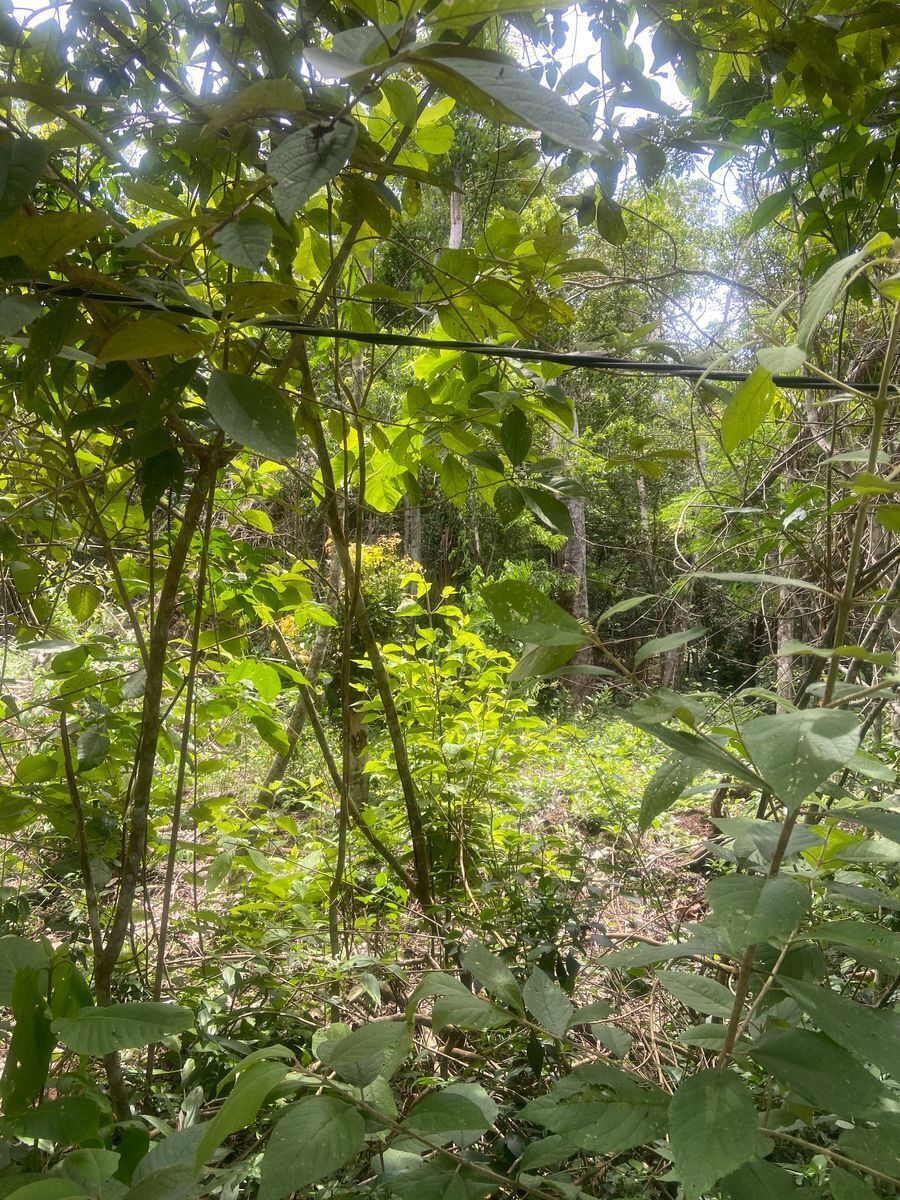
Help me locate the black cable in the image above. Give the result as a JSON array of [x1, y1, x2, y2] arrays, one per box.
[[12, 282, 885, 393]]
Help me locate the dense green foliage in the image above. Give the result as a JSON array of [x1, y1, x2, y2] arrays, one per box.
[[1, 1, 900, 1198]]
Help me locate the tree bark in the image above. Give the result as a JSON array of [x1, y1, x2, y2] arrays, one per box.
[[256, 546, 341, 806], [556, 411, 591, 701], [448, 177, 463, 250], [404, 490, 423, 565]]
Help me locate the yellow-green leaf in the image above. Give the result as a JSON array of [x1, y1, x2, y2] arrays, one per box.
[[721, 367, 775, 453], [98, 318, 204, 363]]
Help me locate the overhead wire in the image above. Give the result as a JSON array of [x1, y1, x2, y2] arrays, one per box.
[[7, 282, 886, 393]]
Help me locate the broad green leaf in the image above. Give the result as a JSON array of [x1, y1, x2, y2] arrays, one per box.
[[427, 0, 568, 24], [98, 318, 203, 364], [212, 220, 272, 271], [841, 806, 900, 844], [546, 663, 617, 679], [433, 990, 510, 1032], [520, 486, 574, 535], [721, 367, 775, 453], [258, 1095, 365, 1200], [691, 571, 824, 593], [508, 641, 583, 682], [669, 1069, 758, 1198], [118, 178, 190, 217], [15, 752, 58, 784], [712, 816, 822, 862], [635, 141, 667, 184], [380, 1157, 494, 1200], [703, 874, 810, 951], [410, 973, 511, 1031], [597, 593, 654, 623], [655, 970, 734, 1017], [0, 968, 54, 1116], [797, 244, 875, 349], [839, 1113, 900, 1179], [6, 1096, 103, 1147], [2, 1181, 89, 1199], [747, 187, 791, 234], [521, 1065, 668, 1156], [410, 51, 595, 154], [494, 480, 528, 523], [203, 79, 307, 136], [627, 719, 761, 788], [381, 79, 419, 127], [849, 471, 900, 496], [317, 1021, 410, 1086], [194, 1059, 289, 1168], [631, 689, 708, 726], [748, 1028, 888, 1118], [402, 1082, 497, 1147], [0, 295, 41, 336], [633, 626, 705, 667], [141, 449, 184, 518], [481, 580, 587, 647], [205, 370, 297, 460], [0, 135, 48, 225], [132, 1126, 206, 1186], [776, 640, 893, 666], [53, 1002, 193, 1055], [595, 193, 627, 245], [66, 583, 102, 622], [639, 753, 704, 831], [58, 1148, 120, 1189], [76, 728, 109, 772], [878, 275, 900, 302], [678, 1025, 732, 1049], [0, 211, 108, 269], [829, 1166, 877, 1200], [742, 709, 860, 812], [461, 940, 522, 1010], [21, 299, 77, 400], [757, 344, 806, 373], [598, 936, 719, 970], [877, 503, 900, 532], [522, 967, 573, 1036], [122, 1164, 195, 1200], [519, 1134, 577, 1170], [808, 920, 900, 972], [527, 1098, 666, 1156], [570, 1000, 611, 1024], [838, 836, 900, 865], [0, 935, 48, 1006], [500, 406, 531, 465], [720, 1160, 803, 1199], [593, 1023, 633, 1057], [267, 121, 358, 222]]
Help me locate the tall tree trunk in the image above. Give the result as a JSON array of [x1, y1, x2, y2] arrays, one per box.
[[775, 571, 795, 711], [404, 491, 423, 565], [448, 176, 463, 250], [635, 473, 658, 592], [402, 176, 463, 569], [256, 544, 341, 806], [557, 411, 591, 701], [659, 600, 690, 691]]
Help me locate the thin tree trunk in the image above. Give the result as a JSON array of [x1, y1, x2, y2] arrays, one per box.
[[635, 473, 658, 592], [560, 491, 592, 698], [775, 573, 795, 711], [256, 546, 341, 806], [448, 177, 463, 250], [552, 409, 591, 699], [404, 491, 423, 565], [299, 344, 433, 910]]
